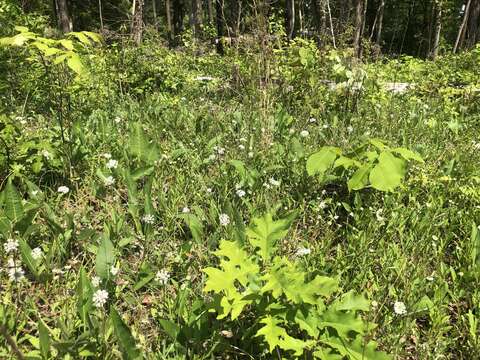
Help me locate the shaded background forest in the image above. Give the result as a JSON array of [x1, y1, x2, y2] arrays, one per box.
[[4, 0, 480, 58]]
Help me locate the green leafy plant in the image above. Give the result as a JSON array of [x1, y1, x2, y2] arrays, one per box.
[[203, 212, 390, 359], [307, 139, 424, 192]]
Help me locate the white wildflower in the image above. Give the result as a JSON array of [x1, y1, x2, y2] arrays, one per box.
[[4, 239, 19, 253], [8, 267, 25, 282], [101, 153, 112, 159], [92, 276, 101, 287], [142, 214, 155, 224], [155, 269, 170, 285], [319, 201, 328, 209], [289, 128, 295, 134], [110, 266, 119, 276], [195, 76, 214, 81], [322, 124, 329, 129], [104, 176, 115, 186], [269, 178, 280, 187], [41, 150, 51, 159], [238, 144, 245, 150], [376, 209, 385, 223], [92, 289, 109, 308], [236, 189, 246, 198], [106, 159, 118, 169], [208, 154, 216, 161], [239, 137, 247, 142], [206, 188, 213, 194], [182, 207, 190, 214], [248, 151, 254, 158], [31, 247, 42, 260], [217, 147, 225, 155], [295, 247, 311, 256], [219, 213, 230, 226], [309, 117, 317, 123], [114, 116, 122, 124], [371, 300, 379, 308], [300, 130, 309, 138], [57, 186, 69, 194], [393, 301, 407, 315], [347, 125, 354, 133]]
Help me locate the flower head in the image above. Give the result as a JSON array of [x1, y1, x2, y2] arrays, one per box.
[[106, 159, 118, 169], [269, 178, 280, 187], [41, 150, 51, 159], [393, 301, 407, 315], [104, 176, 115, 186], [300, 130, 309, 138], [142, 214, 155, 224], [92, 276, 101, 287], [110, 265, 120, 276], [182, 207, 190, 214], [295, 247, 311, 257], [155, 269, 170, 285], [236, 189, 246, 198], [57, 186, 69, 194], [92, 289, 109, 308], [4, 239, 19, 253], [31, 247, 43, 260], [8, 266, 25, 282], [219, 213, 230, 226]]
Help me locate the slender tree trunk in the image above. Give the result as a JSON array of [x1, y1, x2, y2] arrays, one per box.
[[375, 0, 385, 46], [55, 0, 72, 33], [353, 0, 365, 57], [431, 0, 442, 59], [98, 0, 104, 31], [454, 0, 472, 53], [327, 0, 336, 47], [131, 0, 144, 45], [166, 0, 173, 38], [173, 0, 184, 36], [207, 0, 214, 25], [215, 0, 224, 54], [152, 0, 158, 28], [286, 0, 295, 40], [466, 0, 480, 48]]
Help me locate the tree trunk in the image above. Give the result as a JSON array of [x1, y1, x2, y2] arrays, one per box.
[[375, 0, 385, 46], [353, 0, 365, 58], [286, 0, 295, 40], [190, 0, 202, 36], [466, 0, 480, 48], [431, 0, 442, 59], [207, 0, 214, 25], [131, 0, 144, 45], [173, 0, 184, 36], [98, 0, 104, 31], [152, 0, 158, 29], [55, 0, 72, 33], [215, 0, 224, 54], [454, 0, 472, 53]]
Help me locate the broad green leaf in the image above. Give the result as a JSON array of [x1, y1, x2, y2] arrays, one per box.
[[3, 181, 24, 222], [369, 138, 388, 150], [306, 147, 341, 176], [332, 290, 370, 311], [69, 32, 90, 45], [471, 222, 480, 267], [76, 267, 92, 328], [66, 53, 84, 75], [131, 166, 154, 181], [59, 39, 74, 50], [38, 318, 50, 359], [110, 307, 142, 360], [392, 147, 424, 163], [95, 234, 115, 280], [18, 239, 38, 278], [320, 334, 391, 360], [15, 26, 29, 33], [347, 164, 371, 191], [128, 123, 160, 163], [246, 213, 293, 260], [179, 213, 203, 243], [159, 319, 180, 340], [318, 308, 365, 337], [83, 31, 103, 43], [256, 316, 310, 356], [369, 151, 406, 192]]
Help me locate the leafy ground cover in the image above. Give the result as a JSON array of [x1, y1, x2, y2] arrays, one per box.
[[1, 27, 480, 359]]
